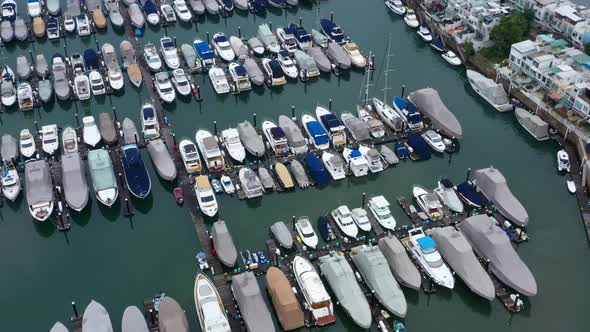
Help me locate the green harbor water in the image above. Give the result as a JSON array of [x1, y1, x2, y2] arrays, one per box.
[[1, 0, 589, 331]]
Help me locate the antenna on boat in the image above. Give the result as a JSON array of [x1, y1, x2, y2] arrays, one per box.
[[381, 33, 394, 105]]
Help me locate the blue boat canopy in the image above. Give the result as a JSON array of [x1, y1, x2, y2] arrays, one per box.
[[290, 24, 311, 43], [306, 121, 329, 145], [318, 216, 331, 241], [144, 0, 158, 13], [407, 132, 431, 160], [162, 39, 174, 48], [305, 152, 331, 186], [351, 149, 362, 158], [234, 65, 247, 76], [269, 60, 284, 78], [417, 236, 437, 251], [214, 35, 228, 44], [393, 97, 417, 112], [320, 19, 344, 43], [279, 50, 290, 57], [253, 0, 267, 9], [319, 113, 341, 130], [456, 181, 484, 206], [283, 26, 295, 35], [194, 41, 214, 60], [394, 142, 409, 159], [83, 49, 99, 70], [270, 127, 286, 140], [142, 107, 155, 120], [407, 112, 422, 125]]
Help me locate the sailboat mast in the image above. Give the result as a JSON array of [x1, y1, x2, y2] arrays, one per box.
[[365, 51, 372, 106], [383, 34, 392, 104]]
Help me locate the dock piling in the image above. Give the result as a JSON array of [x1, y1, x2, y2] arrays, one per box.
[[172, 133, 177, 149], [253, 113, 257, 127], [134, 133, 139, 146], [371, 54, 375, 71], [401, 84, 405, 98], [331, 12, 334, 22], [34, 121, 39, 133], [362, 192, 366, 208], [206, 32, 210, 43], [299, 17, 302, 26], [238, 26, 241, 39], [173, 36, 177, 47], [75, 113, 80, 127], [197, 85, 202, 102], [292, 215, 295, 230], [29, 50, 33, 62], [213, 120, 217, 135], [269, 22, 272, 30], [112, 106, 118, 122], [329, 99, 332, 111], [291, 105, 295, 118], [466, 168, 471, 182], [71, 301, 79, 318]]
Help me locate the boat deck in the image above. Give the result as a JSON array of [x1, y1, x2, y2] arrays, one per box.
[[48, 158, 71, 231]]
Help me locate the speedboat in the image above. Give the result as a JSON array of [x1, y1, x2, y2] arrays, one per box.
[[0, 20, 13, 42], [262, 58, 287, 86], [373, 98, 404, 132], [52, 54, 71, 100], [17, 82, 34, 111], [160, 37, 180, 69], [320, 18, 345, 44], [321, 151, 346, 180], [341, 113, 370, 141], [81, 301, 114, 332], [237, 121, 265, 158], [392, 96, 423, 130], [32, 16, 45, 38], [434, 179, 464, 213], [221, 128, 246, 163], [385, 0, 405, 15], [257, 23, 280, 53], [194, 175, 218, 216], [16, 56, 31, 81], [25, 159, 54, 221], [196, 129, 225, 172], [102, 43, 124, 91], [154, 72, 176, 103], [194, 274, 231, 332], [61, 153, 89, 212], [295, 216, 318, 249], [342, 42, 367, 68], [174, 0, 192, 22], [442, 50, 462, 66], [247, 36, 265, 56], [75, 14, 91, 37], [455, 180, 484, 208], [70, 53, 85, 73], [179, 139, 202, 173], [413, 185, 443, 220], [326, 42, 351, 69], [89, 70, 106, 96], [83, 116, 102, 147], [229, 62, 251, 92], [220, 175, 235, 194], [1, 159, 20, 201], [277, 50, 298, 79], [144, 43, 162, 72], [171, 69, 191, 96], [74, 73, 91, 101], [276, 26, 297, 53], [301, 113, 329, 150], [404, 9, 419, 28], [231, 272, 275, 331], [147, 139, 177, 181], [421, 129, 445, 153], [239, 168, 264, 199], [62, 127, 78, 154], [342, 148, 368, 177], [289, 23, 312, 50], [121, 144, 152, 199], [316, 106, 346, 147], [212, 32, 235, 62], [350, 207, 371, 232], [1, 70, 16, 107], [193, 38, 215, 68], [358, 145, 384, 173], [357, 104, 385, 138], [140, 103, 161, 141], [107, 0, 124, 28], [122, 307, 149, 332], [38, 79, 53, 103], [27, 0, 41, 17], [1, 0, 16, 21], [47, 16, 60, 39], [368, 195, 396, 230], [143, 0, 159, 25], [262, 121, 289, 156], [407, 227, 455, 289], [417, 25, 432, 42], [46, 0, 59, 15], [208, 65, 230, 94], [161, 3, 177, 23], [19, 129, 35, 158], [293, 256, 336, 326], [331, 205, 359, 238], [63, 17, 75, 33], [557, 149, 570, 172], [279, 115, 308, 155]]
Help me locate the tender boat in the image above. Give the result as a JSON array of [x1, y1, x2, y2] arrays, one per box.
[[81, 116, 101, 149], [47, 16, 60, 39], [567, 176, 576, 194], [208, 65, 231, 94], [143, 0, 159, 25], [514, 107, 549, 141], [25, 160, 54, 221], [331, 205, 359, 238], [61, 127, 78, 155], [277, 50, 298, 79], [89, 70, 106, 96], [276, 26, 297, 53], [385, 0, 406, 15], [237, 120, 265, 158], [278, 115, 308, 155], [144, 43, 162, 72], [404, 9, 419, 28], [42, 124, 59, 155], [179, 139, 202, 173], [239, 167, 264, 198], [220, 175, 235, 194], [19, 129, 35, 158], [154, 72, 176, 103], [318, 252, 372, 329], [62, 153, 89, 211], [121, 144, 151, 199], [257, 23, 280, 53], [392, 96, 423, 130], [274, 162, 294, 190], [413, 185, 443, 220], [557, 149, 570, 172], [321, 151, 346, 180], [231, 272, 275, 331], [102, 43, 124, 91], [229, 36, 248, 60], [434, 179, 464, 213], [417, 25, 433, 41], [289, 23, 312, 50], [293, 256, 336, 326], [195, 129, 225, 171], [17, 82, 34, 111], [358, 145, 384, 173], [368, 195, 396, 230], [378, 234, 421, 290], [407, 227, 455, 289], [294, 50, 320, 79], [350, 207, 371, 232], [160, 37, 180, 69], [181, 43, 202, 73], [194, 274, 231, 332], [316, 106, 346, 147], [305, 152, 331, 186], [81, 300, 113, 332], [74, 73, 91, 101], [262, 58, 287, 86], [320, 19, 345, 44], [171, 69, 191, 96], [212, 32, 235, 62], [441, 50, 462, 66], [147, 139, 177, 181], [266, 267, 304, 331], [174, 0, 192, 22], [326, 42, 351, 70], [342, 42, 367, 68], [158, 297, 189, 332], [357, 104, 386, 138], [220, 128, 245, 163], [421, 129, 445, 153], [295, 216, 318, 248], [247, 36, 265, 56], [122, 306, 149, 332], [228, 62, 251, 92], [373, 98, 404, 132], [466, 69, 512, 111], [194, 175, 218, 217], [302, 113, 329, 150], [128, 3, 145, 28], [193, 38, 215, 68], [161, 3, 177, 24], [203, 0, 219, 15], [342, 148, 369, 177], [75, 14, 90, 37], [350, 245, 407, 317]]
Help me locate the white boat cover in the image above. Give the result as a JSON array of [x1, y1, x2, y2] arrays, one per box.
[[1, 134, 18, 161], [14, 18, 28, 41], [342, 113, 370, 141], [211, 220, 237, 267], [122, 117, 140, 144], [243, 58, 264, 86], [38, 79, 53, 102], [120, 40, 134, 67], [157, 297, 189, 332], [99, 112, 117, 144], [409, 88, 463, 138], [66, 0, 81, 16], [237, 121, 265, 157], [271, 221, 293, 249], [190, 0, 205, 15], [458, 214, 537, 296], [128, 4, 145, 28], [514, 107, 548, 140], [229, 36, 248, 60], [307, 47, 331, 72], [25, 160, 53, 207], [258, 167, 274, 190], [35, 54, 49, 77], [239, 167, 263, 198], [377, 235, 421, 290], [278, 115, 307, 152], [180, 44, 200, 73], [147, 139, 176, 181], [62, 153, 89, 211], [82, 300, 114, 332], [290, 160, 309, 188], [293, 50, 319, 74], [326, 42, 351, 69], [50, 322, 69, 332], [122, 306, 149, 332], [47, 0, 60, 15], [0, 21, 13, 42], [16, 56, 31, 80], [426, 226, 495, 300], [107, 0, 124, 27], [380, 145, 399, 165], [474, 167, 528, 226], [466, 69, 509, 106], [231, 272, 275, 332]]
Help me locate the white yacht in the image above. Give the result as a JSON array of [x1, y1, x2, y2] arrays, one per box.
[[89, 70, 106, 96], [342, 148, 369, 177], [417, 25, 432, 42], [276, 27, 298, 53], [331, 205, 359, 238], [144, 43, 163, 72], [174, 0, 192, 22], [19, 129, 35, 158], [358, 145, 384, 173], [141, 103, 161, 141], [421, 129, 445, 153], [321, 151, 346, 180], [1, 160, 20, 201], [208, 66, 230, 94], [292, 256, 336, 326], [442, 50, 462, 66], [25, 160, 53, 222], [385, 0, 405, 15], [557, 149, 570, 173], [220, 175, 235, 194], [196, 130, 225, 172], [161, 3, 176, 23], [277, 50, 298, 79], [88, 149, 118, 207], [41, 124, 59, 155], [154, 72, 176, 103], [368, 195, 396, 230], [295, 216, 318, 249], [221, 128, 246, 163], [404, 9, 419, 28], [194, 175, 218, 217], [179, 139, 202, 174], [160, 37, 180, 69], [351, 207, 372, 232], [75, 14, 91, 37], [434, 179, 464, 213], [262, 121, 289, 156], [83, 116, 102, 147], [17, 82, 34, 111], [413, 185, 443, 220], [194, 273, 231, 332], [74, 73, 91, 101], [342, 42, 367, 68], [171, 69, 191, 96], [229, 62, 251, 92], [262, 58, 287, 86], [62, 127, 78, 155], [212, 32, 235, 62], [407, 227, 454, 289]]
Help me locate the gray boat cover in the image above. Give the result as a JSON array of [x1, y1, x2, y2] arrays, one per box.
[[62, 153, 89, 211], [515, 107, 548, 140], [25, 160, 53, 207], [318, 252, 371, 328], [243, 58, 264, 86], [234, 0, 247, 9], [239, 167, 263, 198], [190, 0, 205, 15], [50, 322, 69, 332], [211, 220, 237, 267], [121, 306, 149, 332], [258, 24, 278, 48], [1, 134, 18, 161], [290, 160, 309, 188], [35, 54, 49, 77], [107, 1, 124, 27], [474, 167, 528, 226], [293, 50, 319, 75], [120, 40, 135, 67], [181, 44, 201, 73], [270, 221, 293, 249], [82, 300, 114, 332], [231, 272, 275, 332], [377, 235, 421, 290], [237, 121, 265, 157], [426, 226, 495, 300], [458, 214, 537, 296], [66, 0, 81, 16], [128, 4, 145, 28], [147, 139, 176, 181], [53, 61, 70, 100], [258, 167, 274, 190], [409, 88, 463, 139], [466, 70, 509, 106], [350, 245, 407, 317], [102, 43, 120, 72], [380, 145, 399, 165], [88, 149, 117, 194], [38, 79, 53, 102], [0, 21, 13, 42], [341, 113, 370, 141], [99, 112, 117, 144], [307, 47, 331, 72], [157, 297, 189, 332], [326, 42, 351, 70], [229, 36, 248, 60], [123, 117, 140, 144], [16, 56, 31, 80], [47, 0, 60, 15], [278, 115, 307, 154], [14, 18, 28, 41]]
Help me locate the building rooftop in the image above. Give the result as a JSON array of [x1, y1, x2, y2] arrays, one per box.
[[555, 5, 584, 23], [512, 40, 536, 54]]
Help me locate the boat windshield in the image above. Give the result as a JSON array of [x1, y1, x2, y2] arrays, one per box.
[[21, 141, 33, 148], [427, 256, 444, 268], [201, 194, 214, 203]]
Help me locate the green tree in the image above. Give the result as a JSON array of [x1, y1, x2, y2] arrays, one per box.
[[463, 41, 475, 58], [489, 13, 530, 58]]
